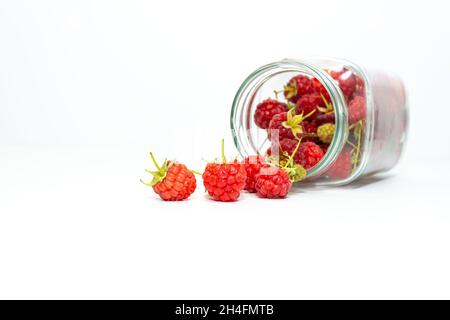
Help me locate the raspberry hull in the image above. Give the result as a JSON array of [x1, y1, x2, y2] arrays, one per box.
[[153, 163, 197, 201], [284, 75, 314, 103], [141, 153, 197, 201]]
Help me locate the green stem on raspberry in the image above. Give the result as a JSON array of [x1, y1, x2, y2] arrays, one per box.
[[191, 170, 202, 176], [221, 139, 227, 164], [273, 90, 282, 100], [286, 101, 296, 111], [346, 140, 357, 149], [317, 94, 334, 114], [283, 108, 317, 138], [283, 139, 302, 170], [283, 84, 296, 100], [302, 109, 317, 121], [352, 121, 363, 172], [150, 152, 162, 173]]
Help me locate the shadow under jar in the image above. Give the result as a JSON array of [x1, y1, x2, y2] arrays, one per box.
[[230, 58, 409, 186]]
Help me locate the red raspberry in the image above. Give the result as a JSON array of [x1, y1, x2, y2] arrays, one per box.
[[284, 75, 314, 103], [203, 162, 247, 201], [295, 94, 325, 120], [354, 75, 365, 97], [141, 153, 196, 201], [301, 121, 318, 142], [330, 69, 356, 99], [325, 148, 352, 179], [268, 112, 292, 141], [279, 138, 299, 161], [270, 138, 305, 167], [267, 109, 314, 142], [255, 165, 292, 199], [315, 112, 335, 126], [242, 155, 266, 193], [202, 140, 247, 202], [312, 78, 331, 102], [254, 98, 287, 129], [275, 139, 323, 169], [297, 141, 324, 169], [348, 96, 366, 124]]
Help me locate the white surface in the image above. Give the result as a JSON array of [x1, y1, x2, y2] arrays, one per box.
[[1, 0, 450, 299], [0, 147, 449, 299]]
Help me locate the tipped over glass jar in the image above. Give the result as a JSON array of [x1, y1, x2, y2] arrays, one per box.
[[230, 58, 409, 186]]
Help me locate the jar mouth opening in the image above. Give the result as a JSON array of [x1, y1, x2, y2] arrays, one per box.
[[230, 59, 350, 178]]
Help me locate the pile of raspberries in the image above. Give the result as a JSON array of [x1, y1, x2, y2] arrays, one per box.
[[142, 69, 367, 202]]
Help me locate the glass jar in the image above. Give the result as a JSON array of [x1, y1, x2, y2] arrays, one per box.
[[230, 58, 409, 186]]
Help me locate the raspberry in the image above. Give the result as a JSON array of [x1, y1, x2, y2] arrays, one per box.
[[283, 75, 314, 103], [272, 138, 322, 170], [267, 109, 312, 142], [354, 75, 365, 97], [295, 94, 325, 120], [268, 138, 297, 162], [348, 96, 366, 124], [317, 123, 335, 144], [203, 162, 247, 201], [255, 165, 292, 199], [325, 148, 352, 179], [301, 121, 318, 142], [141, 153, 196, 201], [315, 112, 335, 125], [202, 140, 247, 202], [312, 78, 331, 102], [278, 138, 299, 155], [267, 112, 292, 141], [330, 69, 356, 99], [297, 141, 324, 169], [269, 138, 300, 165], [242, 155, 266, 193], [254, 98, 287, 129]]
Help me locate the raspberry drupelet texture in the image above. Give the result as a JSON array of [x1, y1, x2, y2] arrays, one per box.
[[312, 78, 331, 102], [301, 121, 319, 142], [297, 141, 325, 169], [284, 75, 314, 103], [203, 162, 247, 201], [317, 123, 335, 144], [242, 155, 266, 193], [254, 98, 287, 129], [268, 109, 314, 142], [202, 140, 247, 202], [141, 153, 196, 201], [271, 138, 305, 167], [325, 148, 352, 179], [330, 69, 357, 99], [153, 163, 197, 201], [255, 165, 292, 199], [295, 94, 325, 120], [268, 112, 293, 141], [348, 95, 366, 124]]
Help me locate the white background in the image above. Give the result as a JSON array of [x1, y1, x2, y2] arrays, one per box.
[[1, 0, 449, 299]]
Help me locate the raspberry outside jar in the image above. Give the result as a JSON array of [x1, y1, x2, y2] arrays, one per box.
[[230, 58, 409, 186]]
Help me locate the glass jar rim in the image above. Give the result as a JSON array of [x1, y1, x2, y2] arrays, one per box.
[[230, 58, 372, 181]]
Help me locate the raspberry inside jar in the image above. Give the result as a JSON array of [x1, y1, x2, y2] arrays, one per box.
[[231, 58, 408, 186]]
